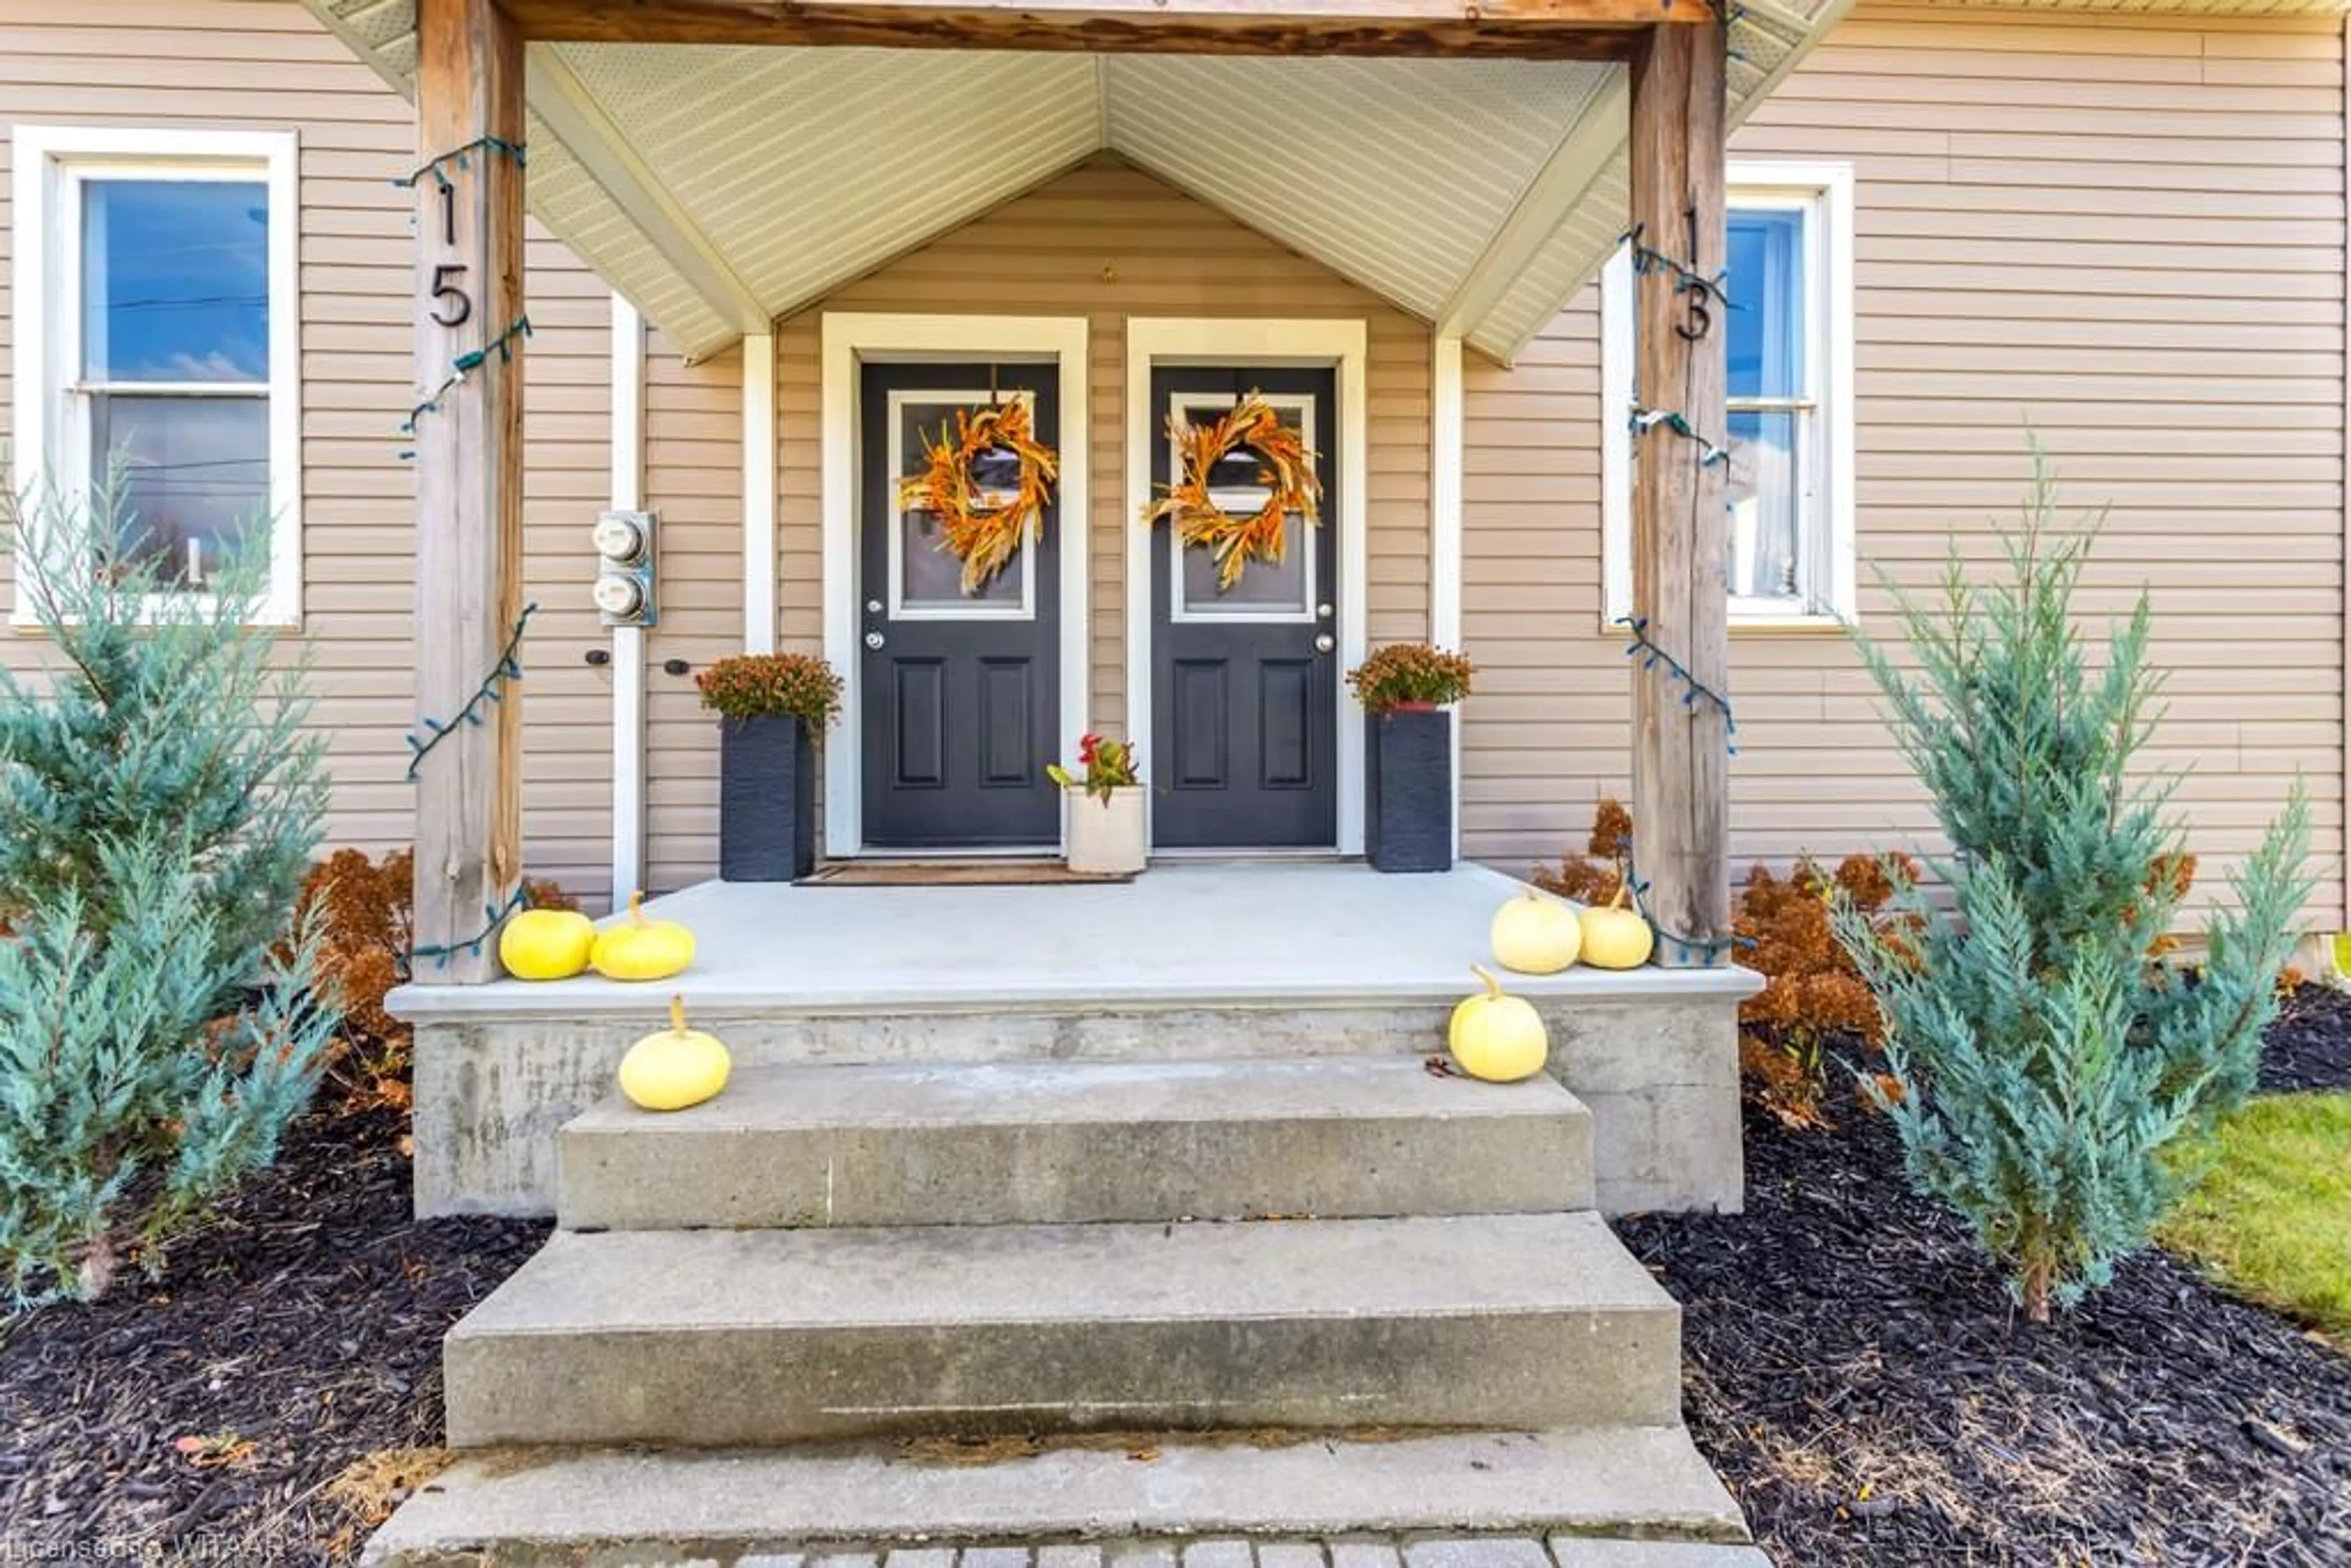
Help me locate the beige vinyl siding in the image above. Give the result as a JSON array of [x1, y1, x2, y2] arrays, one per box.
[[641, 338, 743, 892], [1461, 3, 2349, 925], [0, 0, 615, 907], [783, 154, 1434, 731]]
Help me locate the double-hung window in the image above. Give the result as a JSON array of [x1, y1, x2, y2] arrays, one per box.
[[11, 127, 301, 624], [1603, 160, 1854, 628]]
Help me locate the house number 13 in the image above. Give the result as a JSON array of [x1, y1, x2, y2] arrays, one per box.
[[427, 181, 472, 328]]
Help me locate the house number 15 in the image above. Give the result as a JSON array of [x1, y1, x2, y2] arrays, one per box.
[[427, 181, 472, 328]]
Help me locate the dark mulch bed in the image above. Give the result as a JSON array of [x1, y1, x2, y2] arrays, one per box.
[[2262, 982, 2351, 1093], [1621, 1097, 2351, 1563], [0, 1108, 547, 1566]]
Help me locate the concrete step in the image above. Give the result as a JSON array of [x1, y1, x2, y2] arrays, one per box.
[[557, 1057, 1595, 1230], [443, 1212, 1681, 1447], [362, 1425, 1751, 1565]]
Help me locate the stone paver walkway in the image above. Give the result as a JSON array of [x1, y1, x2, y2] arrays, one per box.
[[724, 1539, 1770, 1568]]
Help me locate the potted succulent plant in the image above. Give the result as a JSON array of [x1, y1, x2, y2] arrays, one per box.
[[696, 652, 842, 882], [1348, 642, 1474, 873], [1048, 733, 1145, 876]]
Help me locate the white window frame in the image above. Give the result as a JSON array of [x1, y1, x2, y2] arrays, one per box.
[[10, 126, 302, 627], [1602, 159, 1854, 632]]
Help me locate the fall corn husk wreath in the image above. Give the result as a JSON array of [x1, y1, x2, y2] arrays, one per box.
[[896, 399, 1059, 596], [1142, 392, 1322, 590]]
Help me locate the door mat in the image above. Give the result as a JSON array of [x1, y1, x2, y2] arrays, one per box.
[[801, 860, 1137, 887]]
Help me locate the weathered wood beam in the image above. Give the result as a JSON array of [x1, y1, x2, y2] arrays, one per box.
[[413, 0, 527, 984], [1627, 19, 1731, 969], [500, 0, 1703, 58]]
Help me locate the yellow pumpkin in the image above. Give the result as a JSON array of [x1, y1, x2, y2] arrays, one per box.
[[1490, 887, 1581, 975], [617, 995, 731, 1111], [1449, 964, 1549, 1084], [590, 891, 697, 982], [498, 908, 596, 981], [1580, 882, 1656, 970]]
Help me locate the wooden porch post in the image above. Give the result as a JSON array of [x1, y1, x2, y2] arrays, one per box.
[[411, 0, 527, 983], [1626, 19, 1731, 967]]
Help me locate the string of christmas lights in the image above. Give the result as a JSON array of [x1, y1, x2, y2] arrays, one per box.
[[411, 884, 534, 972], [1630, 406, 1733, 468], [1619, 614, 1738, 756], [400, 315, 533, 460], [405, 601, 538, 782], [1624, 852, 1757, 964], [394, 134, 527, 192], [1621, 222, 1738, 315]]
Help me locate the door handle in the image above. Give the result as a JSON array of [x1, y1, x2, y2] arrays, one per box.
[[1314, 633, 1335, 654], [865, 630, 886, 650]]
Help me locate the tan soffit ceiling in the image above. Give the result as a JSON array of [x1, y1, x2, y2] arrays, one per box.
[[303, 0, 1843, 364]]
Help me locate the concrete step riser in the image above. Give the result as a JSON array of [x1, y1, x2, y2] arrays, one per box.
[[413, 989, 1740, 1220], [558, 1096, 1594, 1231], [444, 1305, 1682, 1447]]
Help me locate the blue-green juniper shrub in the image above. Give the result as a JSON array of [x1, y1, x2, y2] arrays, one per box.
[[0, 465, 339, 1305], [1834, 448, 2312, 1322]]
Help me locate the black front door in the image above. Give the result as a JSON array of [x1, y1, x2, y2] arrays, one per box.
[[860, 362, 1060, 849], [1150, 366, 1340, 849]]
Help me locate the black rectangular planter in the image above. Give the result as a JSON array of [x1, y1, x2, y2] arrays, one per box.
[[719, 715, 816, 882], [1364, 707, 1453, 873]]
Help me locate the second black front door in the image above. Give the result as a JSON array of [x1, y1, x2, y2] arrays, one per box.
[[1150, 366, 1340, 850], [860, 362, 1060, 849]]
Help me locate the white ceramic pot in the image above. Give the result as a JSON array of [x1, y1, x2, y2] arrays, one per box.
[[1065, 784, 1147, 875]]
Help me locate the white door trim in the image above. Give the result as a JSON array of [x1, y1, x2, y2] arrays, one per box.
[[1123, 317, 1371, 856], [609, 294, 647, 906], [819, 311, 1093, 860], [1431, 332, 1466, 862], [743, 332, 779, 655]]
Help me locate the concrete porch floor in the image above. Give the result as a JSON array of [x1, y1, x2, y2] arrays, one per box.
[[397, 862, 1757, 1018]]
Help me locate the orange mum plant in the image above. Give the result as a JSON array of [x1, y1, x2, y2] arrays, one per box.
[[1141, 392, 1322, 590], [896, 400, 1059, 596], [1736, 854, 1921, 1127], [1346, 643, 1475, 715], [696, 652, 844, 728], [1531, 797, 1633, 907]]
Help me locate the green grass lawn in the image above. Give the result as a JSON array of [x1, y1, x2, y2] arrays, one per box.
[[2161, 1092, 2351, 1346]]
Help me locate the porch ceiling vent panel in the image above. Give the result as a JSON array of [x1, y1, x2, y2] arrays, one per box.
[[548, 45, 1104, 339], [1104, 56, 1611, 335], [302, 0, 1852, 366]]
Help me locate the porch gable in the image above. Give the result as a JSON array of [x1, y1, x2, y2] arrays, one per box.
[[303, 0, 1839, 364]]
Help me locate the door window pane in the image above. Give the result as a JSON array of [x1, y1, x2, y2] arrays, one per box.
[[1179, 402, 1302, 492], [1726, 409, 1801, 601], [899, 506, 1021, 607], [1177, 513, 1311, 615], [1727, 209, 1804, 401], [91, 394, 269, 586], [895, 398, 1026, 610], [1169, 397, 1314, 618], [82, 179, 268, 384]]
